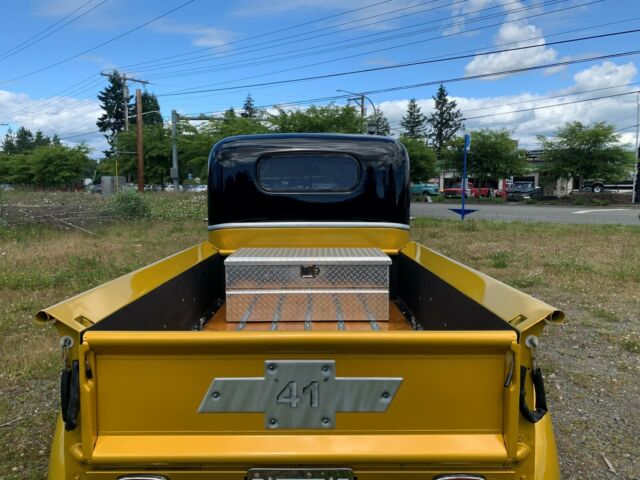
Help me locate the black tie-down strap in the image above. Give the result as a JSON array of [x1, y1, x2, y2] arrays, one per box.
[[519, 365, 548, 423], [60, 360, 80, 431]]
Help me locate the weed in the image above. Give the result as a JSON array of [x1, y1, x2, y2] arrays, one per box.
[[621, 336, 640, 354], [489, 251, 510, 268], [592, 307, 619, 323], [506, 272, 545, 288]]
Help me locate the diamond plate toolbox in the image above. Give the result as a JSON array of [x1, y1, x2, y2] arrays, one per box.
[[224, 248, 391, 322]]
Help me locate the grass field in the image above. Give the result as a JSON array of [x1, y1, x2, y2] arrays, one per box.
[[0, 211, 638, 479]]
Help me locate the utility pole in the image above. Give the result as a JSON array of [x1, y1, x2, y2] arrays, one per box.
[[336, 89, 379, 134], [170, 111, 219, 188], [171, 110, 179, 190], [99, 72, 148, 132], [633, 92, 639, 204], [136, 89, 144, 193]]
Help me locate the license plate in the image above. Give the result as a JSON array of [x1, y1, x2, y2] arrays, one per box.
[[247, 468, 354, 480]]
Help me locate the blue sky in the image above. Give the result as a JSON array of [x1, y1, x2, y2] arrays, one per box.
[[0, 0, 638, 156]]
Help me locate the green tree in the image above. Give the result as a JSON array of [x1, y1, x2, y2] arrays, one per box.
[[269, 104, 362, 133], [399, 136, 437, 181], [113, 125, 171, 184], [240, 93, 257, 118], [539, 121, 633, 184], [96, 70, 129, 156], [0, 153, 32, 184], [367, 109, 391, 136], [441, 130, 526, 184], [34, 130, 51, 147], [15, 126, 35, 153], [1, 129, 17, 154], [400, 98, 427, 138], [130, 91, 163, 126], [30, 145, 91, 189], [427, 84, 464, 155]]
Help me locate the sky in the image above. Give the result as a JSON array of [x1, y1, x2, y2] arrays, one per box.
[[0, 0, 639, 157]]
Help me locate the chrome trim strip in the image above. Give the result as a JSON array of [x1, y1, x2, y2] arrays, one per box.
[[208, 221, 410, 231]]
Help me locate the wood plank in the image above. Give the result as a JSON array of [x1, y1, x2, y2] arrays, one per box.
[[203, 302, 412, 331]]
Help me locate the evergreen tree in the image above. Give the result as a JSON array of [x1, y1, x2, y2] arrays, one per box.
[[34, 130, 51, 147], [367, 109, 391, 136], [240, 93, 257, 118], [15, 126, 35, 153], [427, 84, 464, 155], [222, 107, 237, 124], [130, 91, 163, 126], [400, 98, 427, 138], [96, 70, 129, 156], [2, 129, 17, 154], [52, 134, 62, 146]]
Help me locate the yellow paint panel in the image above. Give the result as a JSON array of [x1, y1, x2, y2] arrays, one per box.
[[91, 433, 508, 465], [37, 242, 216, 331], [400, 241, 564, 330], [208, 227, 410, 254]]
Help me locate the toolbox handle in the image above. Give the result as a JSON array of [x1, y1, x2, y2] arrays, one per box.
[[300, 265, 320, 278]]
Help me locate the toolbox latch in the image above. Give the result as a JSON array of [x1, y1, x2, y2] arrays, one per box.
[[300, 265, 320, 278]]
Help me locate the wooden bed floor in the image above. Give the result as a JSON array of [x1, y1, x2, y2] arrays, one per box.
[[203, 302, 413, 331]]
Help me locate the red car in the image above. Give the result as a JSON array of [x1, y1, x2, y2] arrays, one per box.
[[443, 181, 491, 198]]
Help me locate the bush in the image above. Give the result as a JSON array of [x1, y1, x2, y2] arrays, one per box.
[[105, 191, 151, 220]]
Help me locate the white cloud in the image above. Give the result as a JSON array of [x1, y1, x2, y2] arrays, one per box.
[[0, 90, 105, 155], [572, 61, 638, 90], [152, 20, 235, 49], [377, 61, 638, 149], [465, 21, 558, 78]]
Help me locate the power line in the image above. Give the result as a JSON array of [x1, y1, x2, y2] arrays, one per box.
[[0, 0, 110, 62], [463, 91, 639, 121], [186, 81, 640, 118], [133, 0, 456, 74], [148, 0, 567, 84], [363, 51, 640, 96], [3, 74, 104, 118], [462, 81, 640, 113], [158, 29, 640, 97], [153, 0, 598, 92], [121, 0, 394, 70], [0, 0, 197, 85], [161, 14, 640, 108]]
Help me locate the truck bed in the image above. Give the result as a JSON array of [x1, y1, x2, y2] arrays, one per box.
[[203, 302, 413, 331]]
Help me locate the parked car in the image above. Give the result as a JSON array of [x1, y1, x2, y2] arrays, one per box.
[[410, 182, 440, 198], [443, 181, 491, 198], [584, 179, 634, 193], [506, 181, 543, 201]]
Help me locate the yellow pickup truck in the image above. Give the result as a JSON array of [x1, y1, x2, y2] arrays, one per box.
[[39, 134, 563, 480]]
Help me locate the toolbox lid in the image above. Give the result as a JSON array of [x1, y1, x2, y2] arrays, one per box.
[[225, 248, 392, 266]]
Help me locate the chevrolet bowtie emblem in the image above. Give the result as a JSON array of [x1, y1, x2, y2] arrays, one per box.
[[198, 360, 403, 429]]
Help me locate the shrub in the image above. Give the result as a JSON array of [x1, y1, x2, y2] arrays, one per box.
[[105, 191, 151, 220]]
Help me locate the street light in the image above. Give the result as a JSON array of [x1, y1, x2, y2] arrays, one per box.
[[336, 89, 379, 134]]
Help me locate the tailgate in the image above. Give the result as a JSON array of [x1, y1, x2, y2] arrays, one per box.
[[79, 330, 521, 466]]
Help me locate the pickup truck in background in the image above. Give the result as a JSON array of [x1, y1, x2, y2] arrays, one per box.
[[506, 181, 543, 201], [39, 134, 563, 480], [584, 178, 634, 193], [443, 181, 492, 198], [410, 182, 440, 198]]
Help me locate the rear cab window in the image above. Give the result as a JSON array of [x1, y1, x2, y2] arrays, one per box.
[[258, 153, 360, 192]]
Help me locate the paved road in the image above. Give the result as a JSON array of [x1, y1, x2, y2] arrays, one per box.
[[410, 202, 640, 225]]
